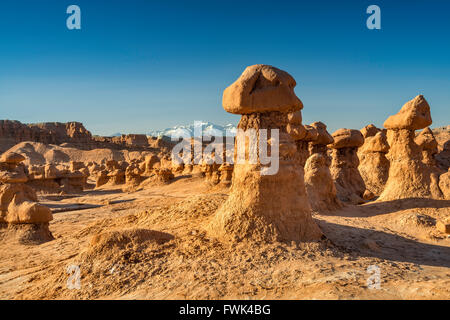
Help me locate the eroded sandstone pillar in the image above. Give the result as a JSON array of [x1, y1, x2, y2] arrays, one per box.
[[379, 95, 443, 200], [208, 64, 322, 242]]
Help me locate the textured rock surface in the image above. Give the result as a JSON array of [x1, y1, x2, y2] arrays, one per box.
[[222, 64, 303, 115], [304, 122, 341, 212], [379, 96, 443, 201], [0, 151, 53, 242], [329, 128, 364, 149], [329, 129, 366, 204], [384, 95, 432, 130], [438, 169, 450, 200], [358, 131, 390, 196], [415, 127, 438, 166], [209, 65, 322, 242], [304, 153, 342, 212], [0, 120, 161, 153]]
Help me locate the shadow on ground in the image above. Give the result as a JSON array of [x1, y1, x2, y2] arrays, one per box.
[[327, 198, 450, 218], [317, 219, 450, 268]]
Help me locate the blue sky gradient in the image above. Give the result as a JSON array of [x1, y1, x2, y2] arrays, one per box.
[[0, 0, 449, 135]]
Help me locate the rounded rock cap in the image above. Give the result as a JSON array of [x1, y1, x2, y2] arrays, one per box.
[[310, 121, 334, 145], [384, 95, 432, 130], [360, 132, 390, 153], [360, 124, 381, 138], [222, 64, 303, 114], [329, 128, 364, 149], [302, 125, 319, 142], [415, 127, 438, 151], [0, 151, 25, 164]]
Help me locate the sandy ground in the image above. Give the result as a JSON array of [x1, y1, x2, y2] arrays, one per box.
[[0, 176, 449, 300]]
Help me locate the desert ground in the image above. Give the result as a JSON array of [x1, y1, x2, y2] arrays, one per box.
[[0, 65, 449, 300], [0, 176, 449, 299]]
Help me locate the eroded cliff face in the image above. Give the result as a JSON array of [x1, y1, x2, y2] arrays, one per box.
[[0, 120, 92, 151], [0, 120, 165, 152]]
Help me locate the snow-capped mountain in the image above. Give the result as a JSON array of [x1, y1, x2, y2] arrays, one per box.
[[147, 122, 237, 138]]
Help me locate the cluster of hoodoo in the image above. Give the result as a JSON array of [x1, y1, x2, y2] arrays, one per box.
[[304, 122, 342, 212], [0, 152, 53, 243]]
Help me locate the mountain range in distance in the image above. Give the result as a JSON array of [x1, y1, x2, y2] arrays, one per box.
[[146, 122, 237, 138]]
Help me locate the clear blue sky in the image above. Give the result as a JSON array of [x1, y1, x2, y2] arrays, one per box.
[[0, 0, 449, 136]]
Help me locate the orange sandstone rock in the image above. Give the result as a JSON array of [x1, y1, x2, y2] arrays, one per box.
[[329, 129, 366, 204], [209, 65, 322, 242], [378, 95, 443, 200], [222, 64, 303, 115], [358, 131, 390, 196]]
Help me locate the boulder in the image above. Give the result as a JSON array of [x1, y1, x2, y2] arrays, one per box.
[[384, 95, 432, 130], [222, 64, 303, 115]]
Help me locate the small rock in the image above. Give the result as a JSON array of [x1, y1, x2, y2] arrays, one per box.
[[436, 220, 450, 234]]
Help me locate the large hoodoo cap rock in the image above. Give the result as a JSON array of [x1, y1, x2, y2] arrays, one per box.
[[329, 128, 364, 149], [222, 64, 303, 114], [0, 152, 25, 164], [310, 121, 334, 145], [384, 95, 432, 130]]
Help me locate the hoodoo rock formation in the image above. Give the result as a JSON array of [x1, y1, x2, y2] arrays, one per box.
[[439, 169, 450, 200], [379, 95, 443, 200], [27, 162, 88, 194], [218, 163, 233, 186], [0, 152, 53, 243], [296, 125, 318, 167], [304, 122, 342, 212], [328, 128, 366, 204], [308, 121, 334, 159], [415, 127, 439, 166], [208, 64, 322, 242], [305, 153, 342, 212], [358, 131, 390, 196], [125, 162, 145, 187], [360, 124, 386, 139]]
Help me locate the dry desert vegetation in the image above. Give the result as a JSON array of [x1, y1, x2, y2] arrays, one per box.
[[0, 65, 449, 300]]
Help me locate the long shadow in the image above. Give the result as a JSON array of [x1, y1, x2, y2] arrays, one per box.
[[171, 174, 195, 182], [82, 189, 124, 196], [41, 188, 125, 201], [46, 203, 102, 213], [317, 220, 450, 268], [108, 198, 136, 204], [45, 198, 136, 213], [332, 198, 450, 218]]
